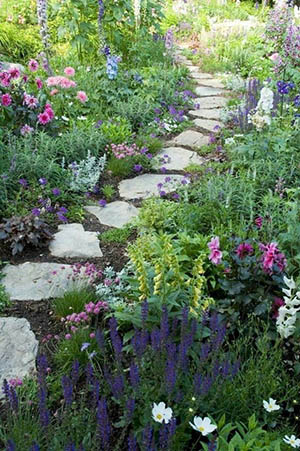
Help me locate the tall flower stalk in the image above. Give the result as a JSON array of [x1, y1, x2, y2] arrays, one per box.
[[98, 0, 105, 53], [36, 0, 52, 74]]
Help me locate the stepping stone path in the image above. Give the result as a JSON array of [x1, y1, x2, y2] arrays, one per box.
[[85, 201, 139, 229], [193, 118, 224, 133], [2, 262, 89, 301], [189, 109, 221, 120], [119, 174, 186, 200], [153, 147, 204, 171], [50, 223, 102, 258], [168, 130, 210, 148], [0, 317, 38, 396], [1, 45, 230, 385]]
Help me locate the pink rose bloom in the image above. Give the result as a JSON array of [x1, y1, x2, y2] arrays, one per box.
[[50, 88, 59, 96], [208, 236, 222, 265], [76, 90, 88, 103], [8, 67, 21, 79], [36, 78, 43, 89], [38, 111, 51, 125], [28, 59, 39, 72], [1, 93, 12, 106], [64, 66, 75, 76]]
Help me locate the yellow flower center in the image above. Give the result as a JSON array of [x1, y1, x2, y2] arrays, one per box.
[[269, 404, 273, 409], [291, 440, 295, 445], [156, 414, 163, 420], [198, 426, 205, 432]]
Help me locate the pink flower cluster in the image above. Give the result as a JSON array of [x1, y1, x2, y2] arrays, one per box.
[[63, 300, 108, 324], [46, 76, 77, 89], [8, 377, 23, 388], [259, 242, 287, 274], [0, 67, 21, 87], [38, 103, 54, 125], [208, 236, 222, 265], [69, 262, 103, 284], [108, 142, 140, 159]]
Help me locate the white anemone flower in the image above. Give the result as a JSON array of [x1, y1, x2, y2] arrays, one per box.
[[283, 435, 300, 448], [152, 402, 173, 424], [189, 416, 217, 436], [263, 398, 280, 412]]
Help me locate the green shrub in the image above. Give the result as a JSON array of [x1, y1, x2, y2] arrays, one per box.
[[0, 23, 41, 62], [100, 226, 132, 244]]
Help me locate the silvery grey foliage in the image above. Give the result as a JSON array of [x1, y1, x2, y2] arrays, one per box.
[[68, 150, 106, 193]]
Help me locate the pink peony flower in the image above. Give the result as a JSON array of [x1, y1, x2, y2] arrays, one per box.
[[0, 71, 11, 87], [38, 111, 51, 125], [28, 59, 39, 72], [76, 90, 88, 103], [8, 67, 21, 79], [36, 78, 43, 89], [1, 93, 12, 106], [64, 66, 75, 76], [208, 236, 222, 265], [236, 243, 254, 259], [23, 94, 38, 109]]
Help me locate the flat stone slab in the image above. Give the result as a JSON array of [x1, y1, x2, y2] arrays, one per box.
[[0, 317, 38, 395], [195, 86, 225, 97], [85, 201, 139, 229], [193, 118, 224, 133], [168, 130, 210, 148], [197, 79, 225, 89], [153, 147, 204, 170], [190, 72, 213, 80], [194, 97, 228, 109], [49, 223, 102, 258], [119, 174, 185, 200], [2, 262, 90, 301], [189, 109, 221, 120], [187, 65, 200, 73]]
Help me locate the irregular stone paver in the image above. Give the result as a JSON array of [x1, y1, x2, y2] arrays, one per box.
[[85, 201, 139, 229], [197, 79, 225, 89], [187, 66, 200, 73], [49, 223, 102, 258], [189, 109, 221, 120], [195, 86, 225, 97], [194, 97, 228, 109], [193, 118, 224, 133], [119, 174, 185, 200], [153, 147, 204, 171], [190, 72, 213, 80], [168, 130, 210, 148], [2, 262, 89, 301], [0, 317, 38, 396]]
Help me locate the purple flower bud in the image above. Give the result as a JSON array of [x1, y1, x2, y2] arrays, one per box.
[[39, 177, 47, 185], [129, 361, 140, 389], [98, 199, 107, 207], [52, 187, 61, 196]]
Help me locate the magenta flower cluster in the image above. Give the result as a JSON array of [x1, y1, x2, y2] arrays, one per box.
[[259, 242, 287, 274], [107, 143, 141, 159]]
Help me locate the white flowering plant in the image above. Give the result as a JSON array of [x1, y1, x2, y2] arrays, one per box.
[[276, 276, 300, 339]]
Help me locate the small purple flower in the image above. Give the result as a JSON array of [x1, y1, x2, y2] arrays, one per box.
[[52, 188, 61, 196], [159, 190, 166, 197], [95, 120, 103, 128], [32, 207, 41, 217], [172, 193, 180, 201], [39, 177, 47, 186], [59, 206, 68, 214], [165, 176, 171, 183], [157, 183, 163, 189], [19, 178, 28, 187], [98, 199, 107, 207], [181, 179, 188, 185], [57, 212, 68, 223], [160, 166, 167, 173], [146, 153, 153, 159], [194, 103, 200, 110], [134, 164, 142, 172], [81, 342, 90, 352]]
